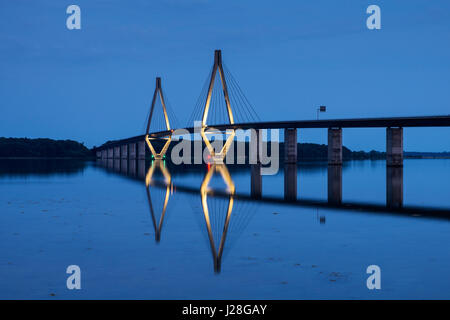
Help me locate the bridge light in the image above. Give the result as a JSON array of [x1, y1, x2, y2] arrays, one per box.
[[317, 106, 326, 119]]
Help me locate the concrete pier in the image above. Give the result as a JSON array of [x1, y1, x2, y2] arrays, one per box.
[[386, 127, 403, 167], [250, 129, 262, 198], [327, 165, 342, 204], [249, 129, 262, 164], [387, 166, 403, 207], [328, 128, 342, 165], [114, 146, 121, 159], [284, 164, 297, 201], [107, 148, 114, 159], [284, 128, 297, 164], [138, 141, 146, 160], [129, 143, 136, 160], [121, 144, 128, 159], [284, 128, 297, 201]]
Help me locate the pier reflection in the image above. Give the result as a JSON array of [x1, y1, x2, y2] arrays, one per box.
[[387, 166, 403, 208], [328, 165, 342, 204]]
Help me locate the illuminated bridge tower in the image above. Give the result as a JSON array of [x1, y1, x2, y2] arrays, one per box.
[[200, 50, 236, 163], [145, 77, 172, 160]]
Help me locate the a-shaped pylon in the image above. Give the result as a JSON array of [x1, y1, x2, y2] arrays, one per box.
[[145, 77, 172, 160], [145, 160, 172, 242], [200, 164, 235, 272], [200, 50, 236, 163]]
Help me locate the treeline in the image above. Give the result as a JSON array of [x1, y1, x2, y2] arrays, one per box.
[[0, 138, 94, 158]]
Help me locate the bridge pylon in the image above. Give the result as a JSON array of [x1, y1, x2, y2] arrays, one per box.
[[201, 50, 236, 163], [145, 77, 172, 160]]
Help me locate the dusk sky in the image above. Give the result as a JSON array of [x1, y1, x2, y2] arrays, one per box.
[[1, 0, 449, 151]]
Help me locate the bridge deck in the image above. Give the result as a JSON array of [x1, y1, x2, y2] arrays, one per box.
[[98, 115, 450, 149]]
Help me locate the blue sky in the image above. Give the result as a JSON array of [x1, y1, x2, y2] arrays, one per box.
[[0, 0, 449, 151]]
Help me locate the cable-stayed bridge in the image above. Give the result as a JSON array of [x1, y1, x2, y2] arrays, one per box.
[[95, 50, 450, 203]]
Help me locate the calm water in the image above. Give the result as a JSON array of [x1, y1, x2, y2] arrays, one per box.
[[0, 158, 449, 299]]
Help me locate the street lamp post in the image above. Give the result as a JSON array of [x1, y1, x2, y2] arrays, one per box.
[[317, 106, 326, 120]]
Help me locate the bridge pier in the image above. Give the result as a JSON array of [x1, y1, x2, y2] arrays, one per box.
[[129, 143, 136, 160], [138, 140, 147, 160], [284, 128, 297, 164], [101, 149, 107, 159], [328, 128, 342, 165], [328, 165, 342, 204], [387, 127, 403, 167], [250, 129, 262, 198], [121, 144, 128, 159], [107, 148, 114, 159], [284, 128, 297, 201], [387, 166, 403, 207]]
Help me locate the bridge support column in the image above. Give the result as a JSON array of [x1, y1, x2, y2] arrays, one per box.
[[328, 165, 342, 204], [284, 128, 297, 201], [114, 146, 121, 159], [129, 143, 136, 160], [121, 144, 128, 159], [284, 128, 297, 164], [250, 129, 262, 198], [101, 150, 107, 159], [387, 166, 403, 207], [328, 128, 342, 165], [108, 148, 114, 159], [137, 140, 146, 160], [386, 127, 403, 167]]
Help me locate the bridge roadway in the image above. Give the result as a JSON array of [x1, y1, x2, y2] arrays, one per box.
[[98, 115, 450, 149]]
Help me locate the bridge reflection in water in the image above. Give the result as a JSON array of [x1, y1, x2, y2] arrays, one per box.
[[96, 159, 449, 272], [145, 160, 172, 243]]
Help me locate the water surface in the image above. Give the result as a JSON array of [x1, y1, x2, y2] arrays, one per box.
[[0, 159, 449, 299]]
